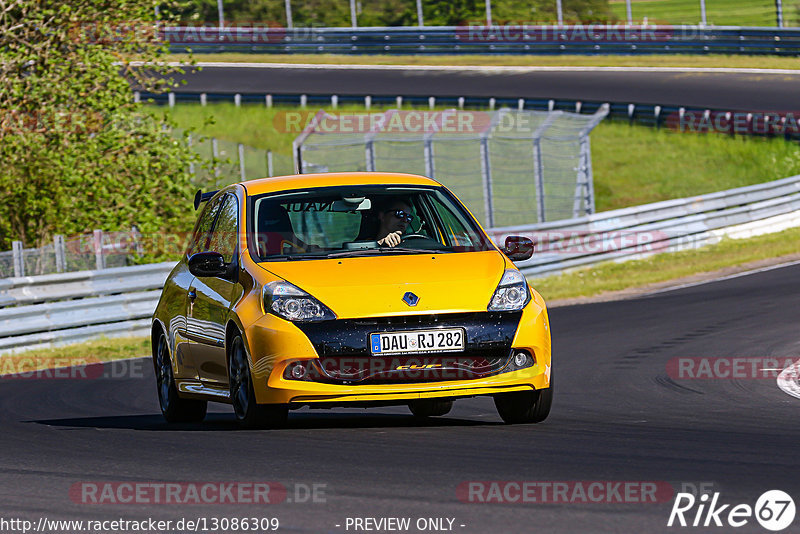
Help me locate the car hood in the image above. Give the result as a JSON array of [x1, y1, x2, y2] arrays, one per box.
[[257, 250, 507, 319]]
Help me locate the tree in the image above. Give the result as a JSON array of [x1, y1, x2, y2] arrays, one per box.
[[0, 0, 199, 260]]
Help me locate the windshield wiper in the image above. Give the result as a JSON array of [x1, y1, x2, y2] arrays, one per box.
[[387, 247, 452, 254], [261, 253, 326, 261], [325, 249, 384, 258], [326, 247, 449, 258]]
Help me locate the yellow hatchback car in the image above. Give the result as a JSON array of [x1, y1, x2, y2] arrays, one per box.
[[151, 172, 551, 427]]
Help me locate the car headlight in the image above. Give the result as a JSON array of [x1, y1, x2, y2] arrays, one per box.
[[263, 280, 336, 322], [488, 269, 531, 311]]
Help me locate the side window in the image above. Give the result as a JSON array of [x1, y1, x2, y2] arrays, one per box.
[[428, 194, 477, 248], [187, 196, 223, 257], [208, 194, 239, 263]]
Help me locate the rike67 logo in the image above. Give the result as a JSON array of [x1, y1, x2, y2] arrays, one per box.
[[668, 490, 796, 531]]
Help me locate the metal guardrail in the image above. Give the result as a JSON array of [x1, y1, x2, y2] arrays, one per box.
[[1, 174, 798, 352], [487, 174, 800, 277], [0, 262, 176, 307], [142, 92, 800, 145], [0, 263, 175, 352], [164, 25, 800, 55]]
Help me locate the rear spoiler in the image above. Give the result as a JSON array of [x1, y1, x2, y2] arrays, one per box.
[[193, 189, 219, 211]]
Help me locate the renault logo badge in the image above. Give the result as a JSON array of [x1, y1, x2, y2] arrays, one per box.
[[402, 292, 419, 307]]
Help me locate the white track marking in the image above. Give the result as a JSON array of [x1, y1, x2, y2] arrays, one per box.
[[778, 358, 800, 400], [642, 259, 800, 297]]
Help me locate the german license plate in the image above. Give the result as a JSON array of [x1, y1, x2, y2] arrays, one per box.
[[369, 329, 465, 355]]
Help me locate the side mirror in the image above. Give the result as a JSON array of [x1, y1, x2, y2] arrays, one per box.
[[503, 236, 534, 261], [188, 251, 228, 278]]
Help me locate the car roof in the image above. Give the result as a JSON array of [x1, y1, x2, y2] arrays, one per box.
[[240, 172, 442, 196]]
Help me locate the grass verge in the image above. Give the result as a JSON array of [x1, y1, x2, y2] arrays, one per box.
[[0, 337, 150, 374], [530, 226, 800, 301], [165, 53, 800, 70], [609, 0, 797, 28]]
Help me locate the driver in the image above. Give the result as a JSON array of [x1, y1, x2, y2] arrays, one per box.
[[375, 198, 413, 248]]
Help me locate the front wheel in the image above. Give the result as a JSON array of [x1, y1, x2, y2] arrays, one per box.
[[229, 334, 288, 429], [153, 332, 207, 423], [494, 384, 552, 425]]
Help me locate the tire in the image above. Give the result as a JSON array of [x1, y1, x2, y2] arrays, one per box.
[[153, 331, 207, 423], [408, 399, 453, 417], [494, 383, 553, 425], [229, 334, 288, 429]]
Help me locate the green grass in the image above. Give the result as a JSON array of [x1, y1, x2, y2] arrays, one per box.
[[0, 337, 150, 374], [154, 102, 800, 212], [609, 0, 799, 27], [592, 121, 800, 211], [167, 52, 800, 69], [531, 225, 800, 301]]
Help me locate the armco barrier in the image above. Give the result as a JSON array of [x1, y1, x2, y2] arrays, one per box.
[[140, 92, 800, 144], [1, 175, 798, 352], [488, 174, 800, 277], [163, 25, 800, 56], [0, 263, 175, 353]]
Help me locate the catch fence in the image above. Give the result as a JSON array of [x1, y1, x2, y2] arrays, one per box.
[[293, 106, 608, 226]]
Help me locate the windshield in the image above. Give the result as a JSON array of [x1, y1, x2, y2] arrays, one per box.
[[249, 185, 494, 261]]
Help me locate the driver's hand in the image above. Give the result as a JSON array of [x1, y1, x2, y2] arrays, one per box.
[[378, 231, 402, 248]]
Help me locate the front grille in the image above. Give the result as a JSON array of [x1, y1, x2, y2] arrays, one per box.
[[307, 353, 510, 384], [294, 311, 521, 384]]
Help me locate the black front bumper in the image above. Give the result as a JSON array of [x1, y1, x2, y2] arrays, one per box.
[[293, 311, 522, 384]]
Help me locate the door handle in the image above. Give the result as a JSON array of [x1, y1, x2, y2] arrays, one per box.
[[188, 288, 197, 301]]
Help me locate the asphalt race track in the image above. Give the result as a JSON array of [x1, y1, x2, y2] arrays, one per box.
[[167, 64, 800, 111], [1, 263, 799, 533]]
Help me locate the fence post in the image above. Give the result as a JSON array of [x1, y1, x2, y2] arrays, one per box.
[[532, 137, 545, 223], [265, 94, 273, 108], [479, 138, 494, 228], [366, 141, 376, 172], [187, 133, 195, 175], [238, 143, 246, 180], [200, 93, 207, 106], [212, 137, 220, 182], [285, 0, 293, 29], [54, 235, 66, 273], [423, 139, 435, 178], [573, 136, 592, 218], [12, 241, 24, 277], [168, 92, 175, 108], [267, 150, 274, 177], [234, 93, 241, 107], [93, 230, 105, 270]]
